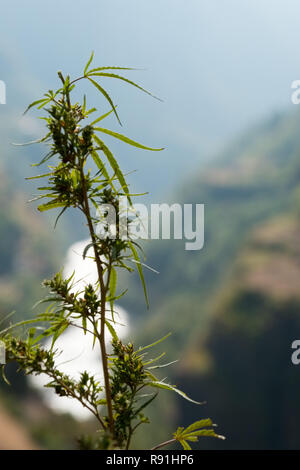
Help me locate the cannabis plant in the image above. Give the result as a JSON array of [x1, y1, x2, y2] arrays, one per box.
[[0, 53, 224, 450]]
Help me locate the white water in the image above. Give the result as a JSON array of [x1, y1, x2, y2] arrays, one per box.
[[29, 239, 129, 420]]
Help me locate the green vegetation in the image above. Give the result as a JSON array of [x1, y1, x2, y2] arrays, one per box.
[[0, 54, 224, 450], [1, 52, 300, 450]]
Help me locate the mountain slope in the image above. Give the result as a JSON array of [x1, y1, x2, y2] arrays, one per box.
[[123, 109, 300, 343], [0, 402, 38, 449]]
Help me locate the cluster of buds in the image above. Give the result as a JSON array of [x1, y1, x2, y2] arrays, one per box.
[[110, 340, 148, 447], [3, 336, 55, 375], [111, 340, 145, 390], [43, 275, 100, 318], [48, 102, 93, 166]]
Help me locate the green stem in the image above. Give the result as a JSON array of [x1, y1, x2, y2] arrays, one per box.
[[151, 439, 176, 450]]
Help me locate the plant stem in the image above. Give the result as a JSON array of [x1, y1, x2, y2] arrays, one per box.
[[46, 368, 106, 429], [79, 163, 115, 436]]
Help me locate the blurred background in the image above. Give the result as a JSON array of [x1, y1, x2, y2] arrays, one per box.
[[1, 0, 300, 449]]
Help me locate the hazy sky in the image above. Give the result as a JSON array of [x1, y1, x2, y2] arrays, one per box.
[[1, 0, 300, 194]]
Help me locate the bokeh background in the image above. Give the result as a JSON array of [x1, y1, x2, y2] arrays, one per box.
[[1, 0, 300, 449]]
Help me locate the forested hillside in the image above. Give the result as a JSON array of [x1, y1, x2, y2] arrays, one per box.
[[128, 108, 300, 448], [177, 213, 300, 449]]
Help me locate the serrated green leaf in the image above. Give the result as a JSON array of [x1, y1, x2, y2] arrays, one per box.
[[133, 392, 158, 418], [91, 150, 115, 186], [91, 150, 110, 179], [105, 320, 118, 341], [147, 380, 204, 405], [51, 322, 69, 349], [96, 398, 107, 405], [180, 439, 192, 450], [93, 320, 99, 349], [82, 242, 96, 260], [174, 420, 226, 445], [135, 333, 171, 355], [88, 67, 138, 73], [0, 318, 48, 336], [182, 419, 213, 435], [38, 201, 66, 212], [23, 98, 48, 115], [184, 436, 198, 442], [27, 327, 37, 346], [147, 360, 178, 370], [184, 429, 221, 439], [12, 132, 51, 147], [63, 75, 70, 92], [87, 77, 121, 125], [54, 206, 68, 229], [84, 51, 94, 75], [144, 370, 158, 381], [90, 107, 115, 126], [25, 172, 53, 180], [87, 72, 162, 101], [86, 107, 97, 116], [30, 149, 54, 167], [143, 352, 166, 366], [93, 135, 132, 204], [107, 288, 128, 303]]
